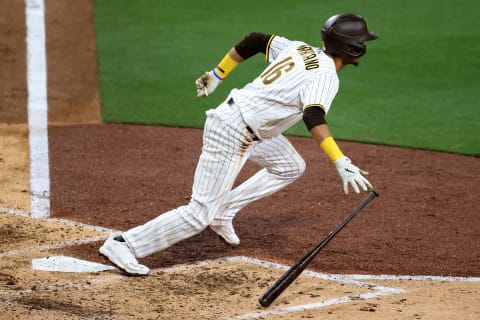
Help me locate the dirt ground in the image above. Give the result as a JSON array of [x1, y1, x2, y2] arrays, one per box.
[[1, 1, 479, 319]]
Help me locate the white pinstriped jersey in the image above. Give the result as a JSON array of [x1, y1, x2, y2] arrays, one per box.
[[231, 35, 339, 139], [118, 35, 341, 259]]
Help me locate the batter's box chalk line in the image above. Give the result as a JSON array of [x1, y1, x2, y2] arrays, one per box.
[[134, 256, 405, 319], [220, 256, 480, 320], [220, 256, 405, 320], [25, 252, 404, 320]]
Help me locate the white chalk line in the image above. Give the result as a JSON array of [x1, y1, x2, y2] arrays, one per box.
[[26, 0, 50, 219], [0, 207, 116, 234], [331, 273, 480, 283], [228, 256, 480, 283], [0, 236, 107, 258], [149, 256, 405, 320], [221, 256, 480, 319], [0, 207, 114, 258], [221, 257, 401, 320]]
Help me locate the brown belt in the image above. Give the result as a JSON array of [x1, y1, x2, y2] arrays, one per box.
[[246, 125, 260, 141], [227, 98, 259, 141]]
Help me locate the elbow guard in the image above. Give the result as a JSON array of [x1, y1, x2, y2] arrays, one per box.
[[303, 105, 327, 131], [234, 32, 273, 60]]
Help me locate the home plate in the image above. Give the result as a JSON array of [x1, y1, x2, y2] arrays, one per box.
[[32, 256, 116, 273]]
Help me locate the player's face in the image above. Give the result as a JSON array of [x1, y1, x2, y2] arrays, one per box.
[[342, 56, 360, 66]]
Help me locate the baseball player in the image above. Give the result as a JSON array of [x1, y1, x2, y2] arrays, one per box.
[[100, 13, 379, 275]]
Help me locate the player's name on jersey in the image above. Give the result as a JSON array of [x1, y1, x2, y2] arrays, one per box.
[[296, 45, 319, 70]]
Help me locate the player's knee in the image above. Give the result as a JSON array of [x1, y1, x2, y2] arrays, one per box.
[[271, 156, 306, 180], [289, 156, 306, 179]]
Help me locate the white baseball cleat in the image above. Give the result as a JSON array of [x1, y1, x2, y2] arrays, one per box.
[[210, 222, 240, 247], [99, 235, 150, 276]]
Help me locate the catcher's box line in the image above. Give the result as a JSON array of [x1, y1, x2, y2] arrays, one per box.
[[259, 190, 379, 307]]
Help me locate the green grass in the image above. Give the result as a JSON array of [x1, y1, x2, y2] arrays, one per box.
[[94, 0, 480, 155]]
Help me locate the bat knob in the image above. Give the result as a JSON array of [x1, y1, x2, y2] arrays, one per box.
[[258, 297, 270, 308]]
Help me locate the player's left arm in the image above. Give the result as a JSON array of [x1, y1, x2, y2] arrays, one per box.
[[195, 32, 274, 97], [303, 106, 373, 194]]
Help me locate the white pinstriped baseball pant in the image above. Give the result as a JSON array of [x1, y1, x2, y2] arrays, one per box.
[[123, 99, 306, 258]]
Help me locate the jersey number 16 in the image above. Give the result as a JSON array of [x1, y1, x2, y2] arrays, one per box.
[[261, 56, 295, 85]]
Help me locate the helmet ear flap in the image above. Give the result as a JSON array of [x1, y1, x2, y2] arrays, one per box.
[[346, 43, 366, 57]]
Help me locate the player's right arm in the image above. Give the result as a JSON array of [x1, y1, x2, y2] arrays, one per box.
[[303, 107, 373, 194], [195, 32, 274, 97]]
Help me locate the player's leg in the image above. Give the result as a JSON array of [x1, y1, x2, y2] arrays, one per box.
[[119, 102, 254, 258], [210, 134, 306, 244]]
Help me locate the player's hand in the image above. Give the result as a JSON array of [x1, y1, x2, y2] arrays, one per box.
[[195, 71, 222, 97], [334, 156, 372, 194]]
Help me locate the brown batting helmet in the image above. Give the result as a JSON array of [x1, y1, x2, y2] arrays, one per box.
[[321, 13, 379, 60]]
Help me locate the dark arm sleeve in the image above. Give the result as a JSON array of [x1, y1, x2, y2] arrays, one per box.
[[303, 105, 327, 131], [234, 32, 273, 60]]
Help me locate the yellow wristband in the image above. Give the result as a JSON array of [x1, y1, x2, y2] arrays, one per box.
[[214, 54, 239, 80], [320, 137, 344, 162]]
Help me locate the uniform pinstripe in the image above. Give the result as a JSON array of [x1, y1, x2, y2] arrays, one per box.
[[123, 36, 340, 258], [233, 35, 339, 139]]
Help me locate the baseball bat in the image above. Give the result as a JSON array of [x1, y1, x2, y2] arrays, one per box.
[[258, 189, 379, 307]]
